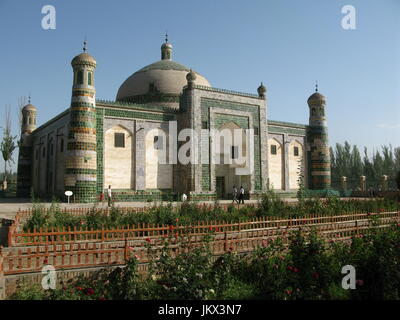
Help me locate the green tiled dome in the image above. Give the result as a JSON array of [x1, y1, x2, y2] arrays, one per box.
[[116, 47, 210, 103], [136, 60, 192, 73]]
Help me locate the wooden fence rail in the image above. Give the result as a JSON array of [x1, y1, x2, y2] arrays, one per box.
[[1, 212, 399, 275], [8, 211, 400, 246]]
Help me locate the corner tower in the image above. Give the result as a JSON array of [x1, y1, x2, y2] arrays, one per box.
[[307, 85, 331, 189], [16, 98, 37, 197], [64, 41, 97, 202]]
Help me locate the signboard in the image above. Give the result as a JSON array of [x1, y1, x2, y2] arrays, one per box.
[[65, 190, 73, 203]]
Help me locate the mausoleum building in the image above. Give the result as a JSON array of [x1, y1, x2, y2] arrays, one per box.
[[16, 39, 331, 202]]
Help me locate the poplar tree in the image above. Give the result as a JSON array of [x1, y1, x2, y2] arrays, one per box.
[[0, 105, 17, 189]]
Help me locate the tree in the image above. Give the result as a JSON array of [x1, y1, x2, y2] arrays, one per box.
[[17, 96, 27, 127], [0, 105, 18, 189], [350, 145, 363, 189]]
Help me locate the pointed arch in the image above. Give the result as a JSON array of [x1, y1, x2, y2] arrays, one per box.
[[104, 125, 135, 189], [268, 137, 284, 190], [288, 139, 304, 189]]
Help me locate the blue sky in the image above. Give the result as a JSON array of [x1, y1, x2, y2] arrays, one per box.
[[0, 0, 399, 171]]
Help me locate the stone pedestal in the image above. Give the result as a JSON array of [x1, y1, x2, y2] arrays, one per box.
[[340, 176, 347, 191], [381, 175, 388, 191], [360, 175, 366, 192]]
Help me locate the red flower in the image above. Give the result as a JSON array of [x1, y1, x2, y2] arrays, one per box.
[[43, 258, 48, 264], [285, 289, 292, 296], [293, 267, 299, 273], [312, 272, 320, 279], [175, 218, 179, 222], [99, 297, 107, 301], [174, 232, 179, 239], [287, 266, 293, 271], [145, 237, 151, 243], [76, 286, 83, 291], [169, 225, 174, 231], [356, 279, 364, 286], [262, 239, 268, 247], [85, 288, 95, 296], [163, 233, 168, 238]]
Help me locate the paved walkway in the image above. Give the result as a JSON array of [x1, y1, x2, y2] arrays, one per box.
[[0, 199, 271, 220]]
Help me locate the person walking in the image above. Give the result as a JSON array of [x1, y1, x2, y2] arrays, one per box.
[[232, 186, 239, 204], [239, 186, 245, 204], [107, 185, 112, 207]]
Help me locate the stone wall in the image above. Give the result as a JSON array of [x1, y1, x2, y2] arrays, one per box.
[[267, 137, 284, 190], [31, 110, 70, 199], [267, 121, 307, 190]]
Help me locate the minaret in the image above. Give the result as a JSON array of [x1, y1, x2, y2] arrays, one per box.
[[16, 97, 37, 197], [307, 84, 331, 189], [64, 41, 97, 202], [161, 33, 173, 60]]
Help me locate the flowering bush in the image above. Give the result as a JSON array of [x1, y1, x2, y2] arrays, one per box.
[[11, 221, 400, 300]]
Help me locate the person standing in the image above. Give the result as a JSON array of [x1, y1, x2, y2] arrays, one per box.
[[232, 186, 239, 204], [107, 185, 112, 207], [239, 186, 245, 204]]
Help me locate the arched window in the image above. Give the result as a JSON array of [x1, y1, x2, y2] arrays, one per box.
[[29, 117, 32, 125], [77, 71, 83, 85], [88, 72, 92, 86], [311, 108, 316, 116]]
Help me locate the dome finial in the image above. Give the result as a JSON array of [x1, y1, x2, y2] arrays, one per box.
[[83, 37, 87, 52], [315, 80, 318, 92], [161, 35, 173, 60], [28, 94, 31, 104]]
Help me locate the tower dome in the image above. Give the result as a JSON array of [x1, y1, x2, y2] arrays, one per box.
[[307, 92, 326, 105], [71, 41, 96, 68], [22, 103, 37, 112], [21, 98, 37, 134], [116, 39, 211, 108], [186, 69, 197, 82], [257, 82, 267, 98]]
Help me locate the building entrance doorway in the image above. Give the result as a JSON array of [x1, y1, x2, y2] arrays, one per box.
[[216, 176, 225, 199]]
